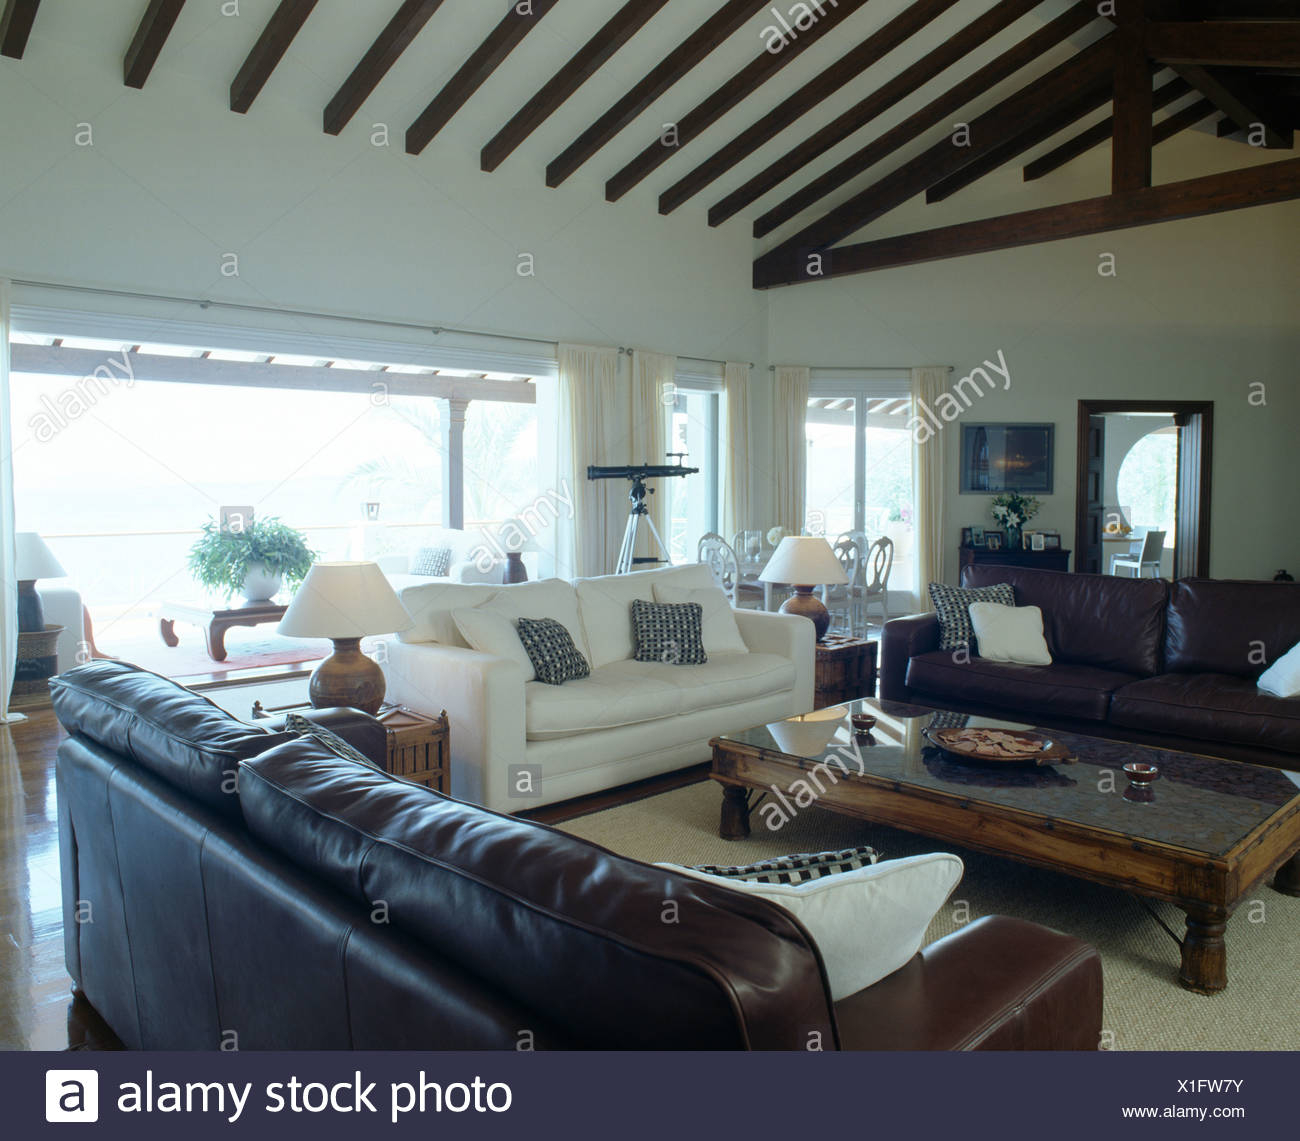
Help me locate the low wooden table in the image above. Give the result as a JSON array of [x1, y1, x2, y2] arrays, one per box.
[[710, 698, 1300, 994], [159, 600, 287, 662]]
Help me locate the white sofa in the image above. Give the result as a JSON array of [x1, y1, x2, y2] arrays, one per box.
[[375, 526, 504, 591], [37, 584, 88, 674], [381, 563, 815, 813]]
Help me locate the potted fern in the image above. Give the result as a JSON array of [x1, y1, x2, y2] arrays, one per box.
[[188, 516, 315, 602]]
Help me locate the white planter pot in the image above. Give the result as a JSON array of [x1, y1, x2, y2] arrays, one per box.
[[241, 565, 283, 602]]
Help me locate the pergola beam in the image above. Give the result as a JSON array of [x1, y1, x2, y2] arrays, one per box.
[[755, 155, 1300, 287], [324, 0, 445, 136], [9, 346, 537, 404]]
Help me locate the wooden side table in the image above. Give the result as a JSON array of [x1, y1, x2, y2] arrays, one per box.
[[376, 705, 450, 793], [251, 699, 450, 794], [814, 635, 878, 710]]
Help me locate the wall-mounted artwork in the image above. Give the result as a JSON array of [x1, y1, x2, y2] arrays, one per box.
[[960, 423, 1054, 495]]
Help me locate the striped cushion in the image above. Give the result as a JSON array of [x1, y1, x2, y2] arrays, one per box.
[[690, 845, 879, 886]]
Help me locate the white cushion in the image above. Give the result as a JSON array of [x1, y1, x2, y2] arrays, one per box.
[[968, 602, 1053, 666], [452, 601, 534, 679], [1258, 641, 1300, 698], [396, 582, 499, 645], [653, 583, 748, 655], [574, 563, 716, 667], [525, 661, 681, 740], [494, 578, 588, 659], [631, 652, 796, 714], [663, 853, 964, 1001]]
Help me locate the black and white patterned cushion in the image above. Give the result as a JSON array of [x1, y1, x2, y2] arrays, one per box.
[[690, 845, 879, 886], [411, 546, 454, 577], [515, 617, 591, 686], [284, 713, 386, 773], [928, 581, 1015, 652], [631, 598, 707, 665]]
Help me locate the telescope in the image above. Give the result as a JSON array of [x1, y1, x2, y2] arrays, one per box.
[[586, 456, 699, 573], [586, 460, 699, 482]]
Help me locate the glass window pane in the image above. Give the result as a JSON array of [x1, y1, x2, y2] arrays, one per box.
[[804, 397, 855, 537], [665, 390, 718, 561]]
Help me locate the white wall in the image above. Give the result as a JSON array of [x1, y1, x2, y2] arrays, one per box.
[[766, 124, 1300, 583]]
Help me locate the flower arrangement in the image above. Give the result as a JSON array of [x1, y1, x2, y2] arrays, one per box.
[[766, 526, 790, 547], [990, 492, 1040, 547]]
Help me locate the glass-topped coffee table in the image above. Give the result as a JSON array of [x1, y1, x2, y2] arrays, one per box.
[[709, 698, 1300, 994]]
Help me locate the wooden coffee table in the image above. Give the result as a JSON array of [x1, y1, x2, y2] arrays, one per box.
[[158, 599, 288, 663], [710, 698, 1300, 994]]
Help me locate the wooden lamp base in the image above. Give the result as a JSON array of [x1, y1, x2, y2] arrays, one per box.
[[309, 637, 385, 715], [779, 585, 831, 642]]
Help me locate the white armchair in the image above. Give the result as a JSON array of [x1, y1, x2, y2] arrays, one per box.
[[36, 585, 88, 674]]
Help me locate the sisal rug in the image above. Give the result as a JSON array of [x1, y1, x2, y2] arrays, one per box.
[[559, 780, 1300, 1051]]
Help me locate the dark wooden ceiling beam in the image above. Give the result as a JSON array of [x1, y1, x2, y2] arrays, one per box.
[[1170, 65, 1294, 148], [1112, 4, 1153, 192], [659, 0, 960, 215], [483, 0, 671, 172], [0, 0, 39, 59], [546, 1, 770, 188], [1147, 21, 1300, 68], [230, 0, 319, 114], [1152, 96, 1219, 143], [925, 76, 1115, 205], [324, 0, 445, 136], [753, 36, 1115, 282], [124, 0, 187, 87], [606, 0, 874, 203], [710, 0, 1047, 229], [1023, 75, 1193, 181], [752, 0, 1100, 239], [755, 155, 1300, 286], [1158, 2, 1300, 15], [407, 0, 559, 155]]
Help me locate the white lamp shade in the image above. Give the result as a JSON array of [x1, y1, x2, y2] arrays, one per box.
[[758, 536, 848, 586], [15, 532, 66, 580], [278, 562, 412, 639]]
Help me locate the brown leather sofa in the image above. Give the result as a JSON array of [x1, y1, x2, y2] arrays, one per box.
[[50, 660, 1102, 1051], [883, 566, 1300, 770]]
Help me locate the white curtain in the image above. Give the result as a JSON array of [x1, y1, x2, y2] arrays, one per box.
[[551, 344, 622, 578], [1, 281, 17, 721], [772, 365, 809, 535], [631, 349, 674, 557], [720, 362, 751, 543], [912, 366, 949, 604]]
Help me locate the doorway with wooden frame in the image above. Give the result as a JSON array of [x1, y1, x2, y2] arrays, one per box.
[[1075, 400, 1212, 579]]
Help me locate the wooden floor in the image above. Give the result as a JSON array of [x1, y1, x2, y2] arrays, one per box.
[[1, 707, 122, 1050]]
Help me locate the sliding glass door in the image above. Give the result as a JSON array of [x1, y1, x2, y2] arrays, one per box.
[[805, 380, 917, 606]]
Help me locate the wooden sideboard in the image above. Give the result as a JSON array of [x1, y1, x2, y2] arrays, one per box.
[[959, 547, 1072, 573]]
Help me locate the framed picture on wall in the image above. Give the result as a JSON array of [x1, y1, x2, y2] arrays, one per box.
[[959, 423, 1054, 495]]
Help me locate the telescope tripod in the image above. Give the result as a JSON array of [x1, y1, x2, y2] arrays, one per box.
[[614, 476, 672, 575]]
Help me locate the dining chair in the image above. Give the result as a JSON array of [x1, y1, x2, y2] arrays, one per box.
[[1111, 529, 1166, 578], [698, 533, 765, 609], [821, 537, 864, 636], [861, 536, 895, 626]]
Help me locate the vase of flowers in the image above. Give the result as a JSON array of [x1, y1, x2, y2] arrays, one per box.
[[990, 492, 1040, 551]]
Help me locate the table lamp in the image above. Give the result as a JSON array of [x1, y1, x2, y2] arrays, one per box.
[[278, 561, 412, 715], [15, 532, 67, 632], [759, 536, 848, 642]]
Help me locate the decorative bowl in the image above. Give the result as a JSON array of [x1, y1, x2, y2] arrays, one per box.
[[1123, 763, 1160, 786], [850, 713, 877, 733]]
